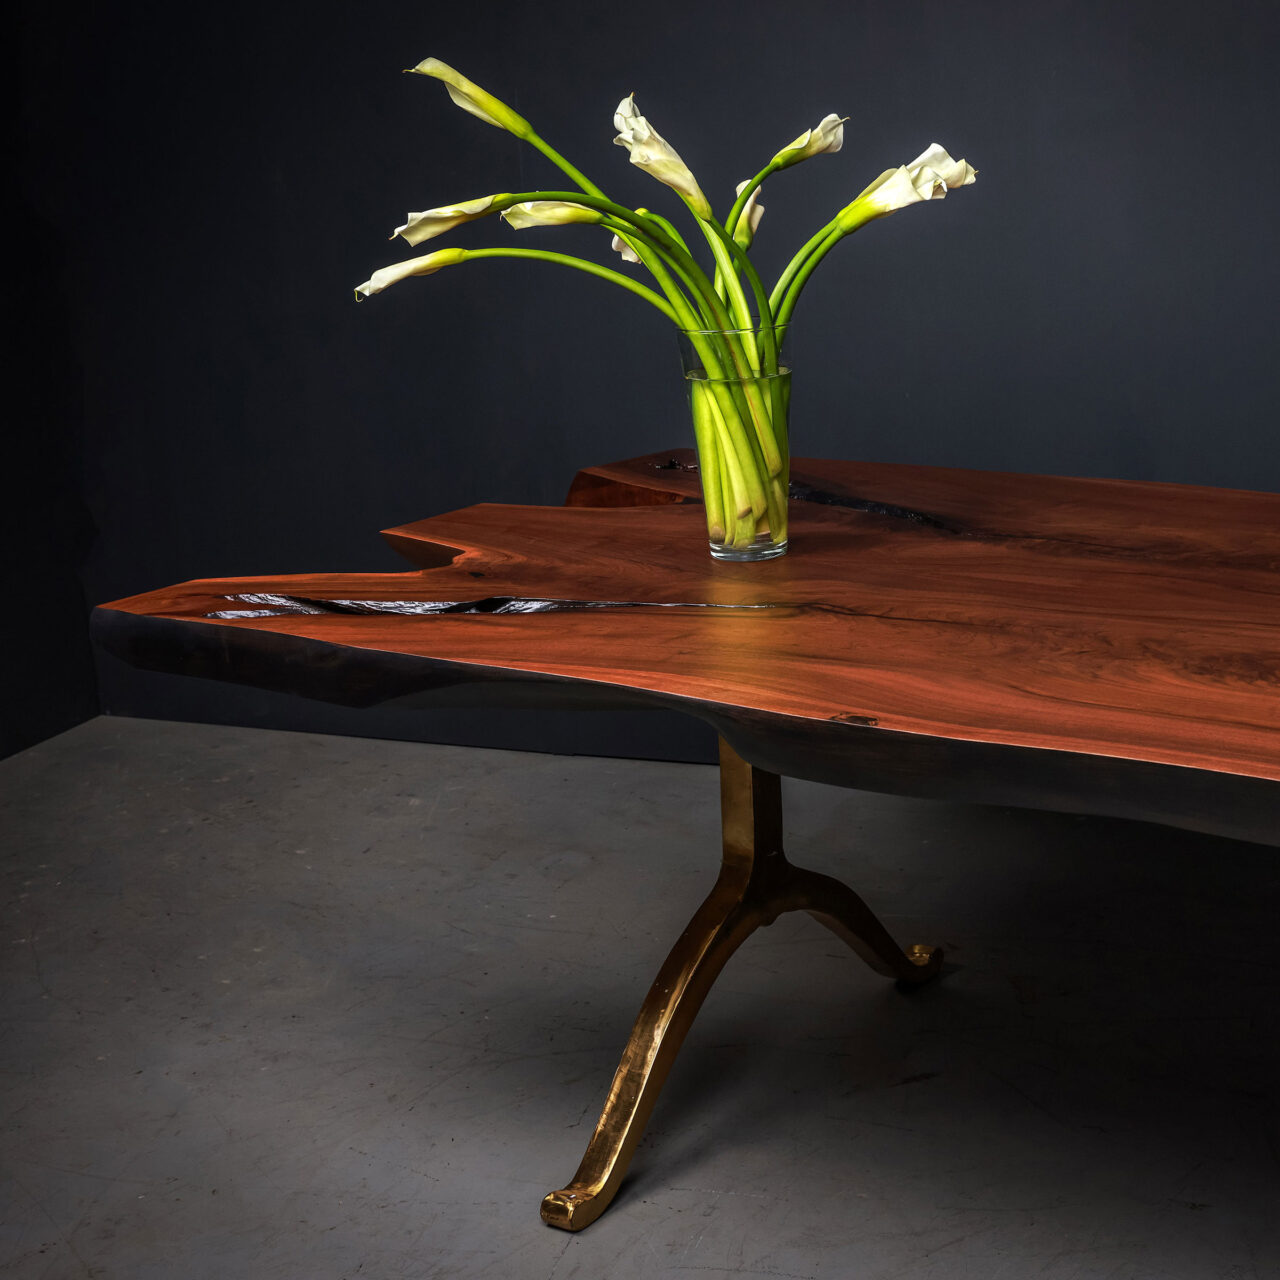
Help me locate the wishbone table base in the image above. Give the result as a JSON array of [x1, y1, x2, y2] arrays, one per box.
[[539, 737, 942, 1231]]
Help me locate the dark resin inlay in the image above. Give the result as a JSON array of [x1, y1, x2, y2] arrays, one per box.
[[208, 593, 778, 620]]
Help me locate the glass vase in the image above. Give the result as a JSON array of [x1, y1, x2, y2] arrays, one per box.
[[677, 325, 791, 561]]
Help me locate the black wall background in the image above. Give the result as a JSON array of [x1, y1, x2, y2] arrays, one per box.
[[13, 0, 1280, 762]]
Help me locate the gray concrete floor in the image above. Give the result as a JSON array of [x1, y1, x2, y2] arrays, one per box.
[[1, 717, 1276, 1280]]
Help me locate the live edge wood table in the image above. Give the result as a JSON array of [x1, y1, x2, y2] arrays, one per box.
[[93, 450, 1280, 1231]]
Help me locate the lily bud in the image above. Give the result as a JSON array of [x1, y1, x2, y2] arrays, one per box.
[[407, 58, 533, 140], [837, 143, 976, 230], [733, 180, 765, 250], [612, 95, 712, 220], [355, 247, 468, 299], [393, 195, 507, 246], [610, 233, 641, 264], [770, 113, 847, 169], [500, 200, 604, 230]]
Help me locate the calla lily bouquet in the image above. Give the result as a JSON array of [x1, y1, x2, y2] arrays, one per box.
[[358, 59, 976, 559]]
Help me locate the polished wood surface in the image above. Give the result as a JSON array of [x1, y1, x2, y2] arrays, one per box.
[[94, 452, 1280, 843], [567, 449, 1279, 567]]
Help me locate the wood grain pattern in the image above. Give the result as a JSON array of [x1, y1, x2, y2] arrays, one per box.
[[94, 454, 1280, 845], [567, 449, 1280, 569]]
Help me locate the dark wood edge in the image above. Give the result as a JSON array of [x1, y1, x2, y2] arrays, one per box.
[[91, 606, 1280, 848], [564, 462, 697, 509], [564, 447, 1280, 504]]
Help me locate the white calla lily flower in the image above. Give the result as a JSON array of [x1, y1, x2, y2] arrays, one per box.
[[407, 58, 532, 139], [770, 113, 847, 168], [839, 143, 976, 228], [355, 247, 468, 299], [500, 200, 603, 230], [393, 195, 506, 246], [610, 233, 641, 264], [612, 95, 712, 219], [735, 179, 765, 237], [907, 143, 977, 190]]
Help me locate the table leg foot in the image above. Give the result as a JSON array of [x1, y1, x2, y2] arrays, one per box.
[[540, 737, 943, 1231], [540, 847, 766, 1231], [787, 864, 945, 984], [540, 1187, 605, 1232]]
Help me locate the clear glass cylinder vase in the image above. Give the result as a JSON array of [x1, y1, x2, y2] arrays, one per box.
[[677, 325, 791, 561]]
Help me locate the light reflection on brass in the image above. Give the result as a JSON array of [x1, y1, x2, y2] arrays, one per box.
[[540, 737, 942, 1232]]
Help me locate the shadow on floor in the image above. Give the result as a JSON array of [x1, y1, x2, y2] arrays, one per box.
[[2, 717, 1276, 1280]]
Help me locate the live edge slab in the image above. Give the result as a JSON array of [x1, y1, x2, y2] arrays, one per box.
[[94, 451, 1280, 1229], [97, 450, 1280, 846]]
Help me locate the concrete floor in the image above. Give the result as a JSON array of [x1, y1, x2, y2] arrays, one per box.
[[1, 718, 1276, 1280]]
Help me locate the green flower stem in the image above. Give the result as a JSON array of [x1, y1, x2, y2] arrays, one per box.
[[756, 433, 788, 537], [501, 132, 719, 355], [769, 216, 841, 315], [691, 231, 788, 489], [606, 206, 780, 536], [493, 193, 753, 390], [699, 378, 767, 537], [688, 380, 726, 542], [525, 134, 608, 199], [716, 443, 756, 548], [581, 213, 772, 517], [466, 225, 770, 528], [601, 225, 767, 436], [693, 333, 778, 488], [697, 343, 783, 489], [695, 218, 754, 334], [495, 202, 771, 475], [512, 132, 702, 336], [535, 212, 756, 505], [484, 129, 759, 507], [711, 374, 770, 518], [483, 193, 760, 433], [490, 148, 737, 380], [711, 163, 772, 336], [770, 370, 791, 471], [638, 211, 692, 256], [713, 439, 743, 545], [724, 162, 776, 240], [616, 248, 774, 512], [459, 248, 677, 320], [492, 191, 712, 307], [594, 215, 720, 327], [705, 221, 779, 372], [451, 146, 782, 533], [685, 220, 785, 480], [682, 365, 771, 521], [775, 223, 846, 330], [692, 375, 761, 524], [652, 286, 767, 519], [585, 210, 782, 500], [734, 368, 783, 477], [601, 227, 769, 517], [509, 131, 762, 361], [703, 379, 787, 543], [598, 221, 707, 329]]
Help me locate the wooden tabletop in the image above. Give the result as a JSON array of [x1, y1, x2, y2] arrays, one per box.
[[94, 451, 1280, 845]]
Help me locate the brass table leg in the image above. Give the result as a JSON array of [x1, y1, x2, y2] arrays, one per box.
[[540, 739, 943, 1231]]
